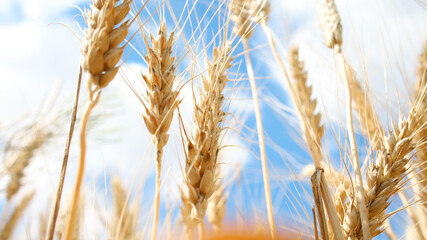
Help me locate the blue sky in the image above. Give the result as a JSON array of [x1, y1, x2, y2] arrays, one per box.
[[0, 0, 426, 239]]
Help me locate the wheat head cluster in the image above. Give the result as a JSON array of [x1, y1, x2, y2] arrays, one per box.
[[0, 0, 426, 239]]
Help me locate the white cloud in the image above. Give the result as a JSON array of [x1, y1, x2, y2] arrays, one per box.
[[20, 0, 88, 22]]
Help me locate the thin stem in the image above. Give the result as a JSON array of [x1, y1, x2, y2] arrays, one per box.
[[242, 38, 276, 240], [64, 99, 97, 240], [186, 225, 194, 240], [45, 65, 82, 240], [338, 52, 370, 240], [198, 221, 205, 240], [311, 170, 329, 240], [151, 141, 163, 240]]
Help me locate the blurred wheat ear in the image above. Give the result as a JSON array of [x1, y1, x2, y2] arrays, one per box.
[[110, 177, 139, 239], [0, 192, 34, 240]]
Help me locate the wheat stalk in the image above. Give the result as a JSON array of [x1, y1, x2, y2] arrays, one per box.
[[46, 66, 83, 240], [64, 0, 133, 239], [229, 1, 277, 238], [181, 43, 233, 239], [0, 192, 34, 240], [318, 0, 371, 238], [139, 21, 178, 240]]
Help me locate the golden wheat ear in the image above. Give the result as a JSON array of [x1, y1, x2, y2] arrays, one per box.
[[81, 0, 134, 99], [138, 21, 179, 240], [64, 1, 135, 240], [181, 43, 233, 239]]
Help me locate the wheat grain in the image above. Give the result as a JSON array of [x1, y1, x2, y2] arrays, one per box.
[[181, 43, 233, 239]]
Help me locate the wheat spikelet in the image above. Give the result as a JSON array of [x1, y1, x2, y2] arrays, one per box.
[[4, 128, 51, 200], [342, 109, 423, 239], [207, 168, 227, 233], [140, 21, 178, 240], [289, 46, 325, 165], [110, 177, 138, 240], [0, 192, 34, 240], [181, 43, 233, 238], [318, 0, 342, 51]]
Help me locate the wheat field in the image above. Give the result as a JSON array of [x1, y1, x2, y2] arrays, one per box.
[[0, 0, 426, 239]]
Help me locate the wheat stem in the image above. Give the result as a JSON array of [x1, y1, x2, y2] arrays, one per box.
[[46, 65, 83, 240], [242, 38, 276, 240], [64, 99, 97, 240], [338, 52, 371, 240], [151, 145, 163, 240], [198, 221, 205, 240]]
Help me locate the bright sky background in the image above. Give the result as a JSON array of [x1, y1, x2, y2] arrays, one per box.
[[0, 0, 426, 239]]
